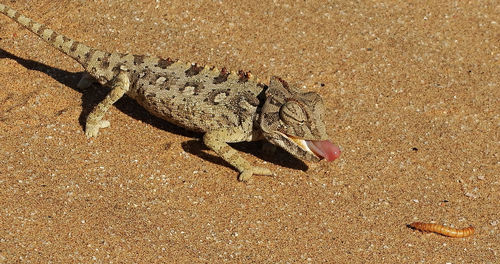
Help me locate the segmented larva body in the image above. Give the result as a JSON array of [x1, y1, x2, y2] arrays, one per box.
[[410, 222, 475, 238]]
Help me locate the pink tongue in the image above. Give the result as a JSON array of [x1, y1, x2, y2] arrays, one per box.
[[305, 140, 341, 161]]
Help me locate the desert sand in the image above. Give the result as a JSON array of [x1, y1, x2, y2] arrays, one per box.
[[0, 1, 498, 263]]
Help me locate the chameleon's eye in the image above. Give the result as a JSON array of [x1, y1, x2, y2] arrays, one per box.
[[279, 101, 307, 124]]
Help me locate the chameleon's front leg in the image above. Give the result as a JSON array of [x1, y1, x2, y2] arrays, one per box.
[[85, 71, 129, 138], [203, 128, 273, 182]]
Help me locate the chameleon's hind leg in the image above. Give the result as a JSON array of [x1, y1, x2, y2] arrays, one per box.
[[85, 71, 129, 138]]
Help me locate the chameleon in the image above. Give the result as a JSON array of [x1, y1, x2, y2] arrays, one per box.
[[0, 4, 341, 181]]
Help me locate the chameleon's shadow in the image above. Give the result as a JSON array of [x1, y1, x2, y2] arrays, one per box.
[[0, 48, 196, 138], [181, 140, 308, 173], [1, 48, 308, 172]]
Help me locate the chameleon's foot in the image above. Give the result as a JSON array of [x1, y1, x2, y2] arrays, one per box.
[[85, 120, 110, 138], [238, 166, 273, 182], [83, 70, 129, 139]]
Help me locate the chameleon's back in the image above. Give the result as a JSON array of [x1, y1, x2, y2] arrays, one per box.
[[126, 58, 266, 134], [0, 3, 267, 134]]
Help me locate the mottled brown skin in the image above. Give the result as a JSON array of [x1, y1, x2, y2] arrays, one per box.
[[0, 4, 335, 181], [409, 222, 475, 238]]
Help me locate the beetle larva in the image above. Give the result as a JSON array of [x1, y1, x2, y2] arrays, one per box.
[[409, 222, 474, 238]]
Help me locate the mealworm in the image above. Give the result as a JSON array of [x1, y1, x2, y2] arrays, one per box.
[[409, 222, 474, 238]]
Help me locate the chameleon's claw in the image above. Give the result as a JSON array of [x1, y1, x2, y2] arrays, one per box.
[[85, 120, 110, 138], [238, 166, 273, 182]]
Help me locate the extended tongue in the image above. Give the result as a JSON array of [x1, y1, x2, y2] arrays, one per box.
[[305, 140, 341, 161]]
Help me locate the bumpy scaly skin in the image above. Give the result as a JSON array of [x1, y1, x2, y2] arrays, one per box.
[[0, 4, 336, 181]]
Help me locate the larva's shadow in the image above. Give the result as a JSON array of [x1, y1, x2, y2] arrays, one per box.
[[1, 48, 308, 172]]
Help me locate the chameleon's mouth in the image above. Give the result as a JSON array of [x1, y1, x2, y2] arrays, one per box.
[[265, 131, 341, 162], [288, 136, 341, 161]]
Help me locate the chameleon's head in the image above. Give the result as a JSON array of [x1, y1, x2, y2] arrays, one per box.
[[260, 76, 341, 162]]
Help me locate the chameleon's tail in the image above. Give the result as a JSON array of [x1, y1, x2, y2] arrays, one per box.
[[0, 4, 113, 82]]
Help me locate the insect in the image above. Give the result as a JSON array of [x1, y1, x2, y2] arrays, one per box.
[[409, 222, 475, 238]]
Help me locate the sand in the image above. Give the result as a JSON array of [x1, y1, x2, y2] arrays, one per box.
[[0, 1, 498, 263]]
